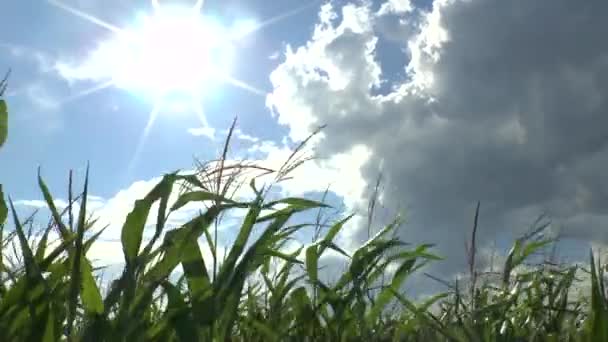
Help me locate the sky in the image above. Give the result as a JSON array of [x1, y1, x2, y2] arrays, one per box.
[[1, 0, 608, 295]]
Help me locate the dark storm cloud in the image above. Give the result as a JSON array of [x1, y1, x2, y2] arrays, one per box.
[[268, 0, 608, 282]]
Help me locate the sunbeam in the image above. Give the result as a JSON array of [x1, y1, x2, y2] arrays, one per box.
[[48, 0, 319, 172], [152, 0, 205, 13], [46, 0, 125, 34], [222, 75, 267, 97], [193, 100, 215, 140], [127, 103, 162, 175], [232, 0, 323, 40], [60, 80, 115, 106], [193, 0, 205, 13]]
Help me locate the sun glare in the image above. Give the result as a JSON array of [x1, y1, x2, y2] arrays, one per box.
[[115, 7, 235, 98], [46, 0, 319, 175]]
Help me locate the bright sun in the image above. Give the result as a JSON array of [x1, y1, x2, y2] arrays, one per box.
[[115, 5, 234, 98], [47, 0, 318, 174]]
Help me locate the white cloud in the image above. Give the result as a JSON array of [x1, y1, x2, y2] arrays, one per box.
[[222, 128, 260, 143], [265, 0, 608, 292], [187, 127, 216, 139], [0, 43, 57, 75], [378, 0, 414, 16], [14, 199, 66, 209], [54, 40, 120, 85]]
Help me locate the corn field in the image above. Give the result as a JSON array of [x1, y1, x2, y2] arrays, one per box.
[[1, 74, 608, 342]]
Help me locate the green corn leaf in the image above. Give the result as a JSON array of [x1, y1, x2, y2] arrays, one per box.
[[41, 305, 56, 342], [305, 244, 319, 284], [358, 216, 403, 252], [326, 241, 351, 259], [586, 250, 608, 341], [121, 173, 176, 265], [8, 198, 44, 284], [171, 190, 241, 211], [262, 197, 331, 210], [318, 214, 354, 256], [0, 99, 7, 148], [0, 185, 6, 294], [391, 289, 460, 342], [514, 239, 552, 266], [368, 258, 417, 323], [39, 233, 76, 271], [38, 171, 71, 241], [502, 240, 521, 286], [203, 227, 216, 258], [264, 248, 303, 265], [162, 281, 198, 342], [256, 202, 317, 223], [145, 207, 222, 283], [83, 226, 107, 254], [0, 277, 26, 318], [67, 164, 89, 337], [217, 211, 294, 338], [249, 319, 279, 341], [218, 197, 263, 283], [180, 236, 211, 319], [0, 185, 6, 226], [121, 199, 154, 264], [34, 223, 54, 264], [81, 259, 104, 314]]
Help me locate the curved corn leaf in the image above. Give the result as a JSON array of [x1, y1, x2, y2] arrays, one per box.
[[38, 171, 71, 241], [305, 244, 319, 285], [81, 259, 104, 315], [586, 250, 608, 341], [0, 100, 7, 148], [121, 173, 176, 265], [171, 190, 241, 211], [66, 164, 90, 338], [262, 197, 331, 210], [0, 185, 6, 226], [162, 281, 198, 341]]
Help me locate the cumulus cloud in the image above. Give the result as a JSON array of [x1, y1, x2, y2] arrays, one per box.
[[266, 0, 608, 292]]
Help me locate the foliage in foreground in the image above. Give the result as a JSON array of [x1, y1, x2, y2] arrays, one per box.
[[1, 76, 608, 342]]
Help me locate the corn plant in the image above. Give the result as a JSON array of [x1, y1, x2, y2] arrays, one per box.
[[1, 68, 608, 341]]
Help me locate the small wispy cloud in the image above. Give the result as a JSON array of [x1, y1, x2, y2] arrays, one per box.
[[0, 42, 57, 74], [14, 199, 68, 209], [53, 40, 118, 85], [187, 126, 216, 140], [220, 128, 260, 143]]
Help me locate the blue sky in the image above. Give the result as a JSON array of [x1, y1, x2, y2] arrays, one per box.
[[0, 0, 325, 197], [2, 0, 608, 293]]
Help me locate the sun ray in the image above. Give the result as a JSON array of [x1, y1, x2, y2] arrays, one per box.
[[192, 99, 215, 140], [232, 0, 322, 40], [127, 102, 163, 175], [46, 0, 125, 34], [152, 0, 204, 13], [222, 75, 267, 97], [193, 0, 205, 13], [60, 80, 114, 105], [151, 0, 161, 11]]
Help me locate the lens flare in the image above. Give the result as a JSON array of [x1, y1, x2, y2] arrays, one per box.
[[46, 0, 319, 173]]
